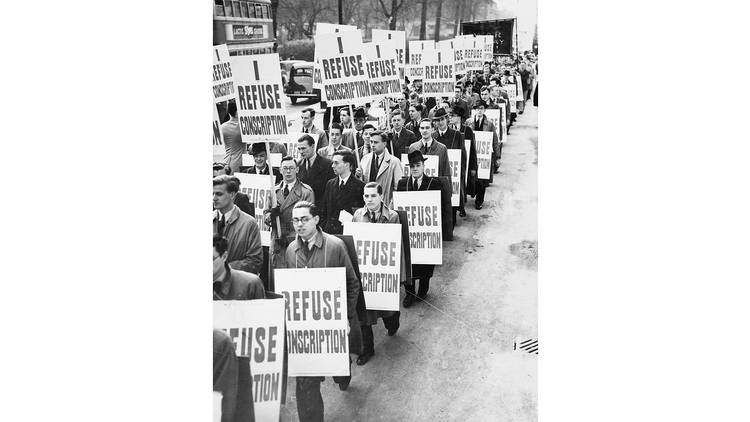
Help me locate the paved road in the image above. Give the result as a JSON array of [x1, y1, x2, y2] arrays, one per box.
[[279, 103, 539, 422]]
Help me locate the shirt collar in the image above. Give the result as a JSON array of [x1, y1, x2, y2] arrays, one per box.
[[284, 179, 297, 190], [339, 174, 350, 185], [296, 228, 323, 251], [422, 139, 432, 148], [215, 205, 237, 222]]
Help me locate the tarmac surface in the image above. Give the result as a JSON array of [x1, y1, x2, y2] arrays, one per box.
[[280, 99, 539, 422]]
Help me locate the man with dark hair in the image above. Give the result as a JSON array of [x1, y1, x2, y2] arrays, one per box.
[[408, 116, 451, 180], [296, 134, 334, 215], [213, 234, 265, 300], [358, 123, 377, 158], [213, 175, 263, 274], [221, 100, 245, 173], [246, 143, 282, 184], [339, 107, 353, 130], [300, 107, 329, 149], [321, 151, 365, 234], [396, 151, 444, 307], [343, 107, 369, 152], [213, 163, 254, 216], [351, 182, 404, 365], [404, 104, 423, 133], [386, 109, 417, 157], [283, 200, 362, 420], [471, 100, 501, 208], [264, 155, 315, 275], [356, 131, 403, 207], [317, 122, 351, 160]]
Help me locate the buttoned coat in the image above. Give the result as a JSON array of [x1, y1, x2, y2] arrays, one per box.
[[433, 127, 467, 207], [320, 175, 365, 234], [385, 127, 417, 157], [357, 150, 403, 208], [296, 154, 335, 213], [213, 205, 263, 274], [407, 139, 452, 182]]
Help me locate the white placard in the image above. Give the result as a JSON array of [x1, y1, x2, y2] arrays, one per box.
[[371, 29, 406, 86], [275, 268, 350, 376], [474, 131, 493, 180], [213, 299, 286, 422], [438, 38, 465, 75], [463, 36, 484, 71], [313, 23, 359, 93], [393, 190, 443, 265], [230, 53, 289, 142], [401, 153, 438, 177], [464, 139, 470, 185], [407, 40, 435, 80], [234, 173, 274, 246], [214, 391, 222, 422], [482, 35, 494, 62], [343, 222, 402, 311], [213, 44, 235, 103], [315, 32, 371, 107], [364, 40, 402, 102], [447, 149, 461, 207], [421, 47, 455, 98]]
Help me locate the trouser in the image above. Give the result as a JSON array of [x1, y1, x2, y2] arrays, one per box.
[[296, 360, 352, 422], [259, 246, 270, 290], [323, 104, 331, 130], [405, 277, 430, 297], [452, 207, 458, 227], [475, 181, 486, 205], [235, 357, 256, 422], [360, 312, 400, 353]]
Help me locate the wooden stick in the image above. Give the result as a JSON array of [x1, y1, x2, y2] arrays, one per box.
[[265, 140, 282, 236]]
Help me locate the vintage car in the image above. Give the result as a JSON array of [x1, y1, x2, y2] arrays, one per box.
[[283, 61, 320, 104]]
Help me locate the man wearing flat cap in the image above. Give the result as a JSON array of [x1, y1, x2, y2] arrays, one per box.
[[396, 150, 444, 307]]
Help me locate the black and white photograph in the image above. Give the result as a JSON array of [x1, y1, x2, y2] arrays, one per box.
[[5, 1, 750, 421], [212, 1, 538, 420]]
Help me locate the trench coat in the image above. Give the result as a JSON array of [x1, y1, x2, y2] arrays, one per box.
[[357, 150, 403, 208], [213, 205, 263, 274]]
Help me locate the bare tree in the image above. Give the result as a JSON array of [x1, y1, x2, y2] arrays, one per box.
[[419, 0, 429, 40], [277, 0, 334, 39], [377, 0, 406, 30], [433, 0, 443, 41]]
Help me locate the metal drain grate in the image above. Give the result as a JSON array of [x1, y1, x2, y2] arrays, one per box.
[[514, 338, 538, 354]]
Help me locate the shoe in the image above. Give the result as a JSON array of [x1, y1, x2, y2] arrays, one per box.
[[356, 352, 374, 365], [475, 202, 483, 210], [459, 209, 466, 217], [387, 325, 399, 336], [338, 378, 351, 391], [403, 295, 415, 308]]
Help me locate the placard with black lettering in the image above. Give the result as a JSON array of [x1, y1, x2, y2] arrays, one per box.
[[213, 299, 286, 422], [213, 44, 235, 103], [275, 267, 350, 376], [315, 32, 372, 107], [407, 40, 434, 80], [344, 222, 402, 311], [371, 29, 406, 86], [393, 190, 443, 265], [447, 149, 461, 207], [474, 131, 494, 180], [234, 173, 274, 246], [421, 47, 455, 98], [230, 53, 288, 142]]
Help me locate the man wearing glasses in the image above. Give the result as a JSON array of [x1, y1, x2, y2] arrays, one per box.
[[264, 155, 315, 275], [283, 201, 362, 421]]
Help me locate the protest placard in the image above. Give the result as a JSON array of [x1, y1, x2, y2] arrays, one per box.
[[315, 32, 372, 107], [407, 40, 434, 80], [438, 38, 465, 75], [343, 223, 402, 311], [474, 131, 494, 180], [447, 149, 461, 206], [482, 35, 494, 62], [363, 40, 401, 102], [393, 191, 443, 265], [463, 36, 484, 71], [214, 104, 226, 164], [421, 47, 454, 98], [313, 23, 359, 97], [516, 76, 524, 102], [401, 153, 438, 177], [213, 299, 286, 422], [213, 44, 235, 103], [230, 53, 288, 142], [371, 29, 406, 86], [234, 173, 273, 246], [275, 267, 350, 376], [472, 108, 501, 143]]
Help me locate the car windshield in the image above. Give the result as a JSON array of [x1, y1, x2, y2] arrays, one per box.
[[291, 67, 312, 77]]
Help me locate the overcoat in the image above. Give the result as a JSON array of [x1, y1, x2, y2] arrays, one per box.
[[320, 175, 365, 234], [357, 150, 403, 208]]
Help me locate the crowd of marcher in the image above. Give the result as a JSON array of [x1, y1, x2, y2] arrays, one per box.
[[213, 50, 538, 422]]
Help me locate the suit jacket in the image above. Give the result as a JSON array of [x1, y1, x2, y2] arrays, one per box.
[[403, 119, 419, 134], [266, 180, 315, 242], [246, 165, 282, 185], [450, 98, 472, 120], [408, 138, 451, 181], [302, 125, 329, 149], [212, 205, 263, 274], [296, 154, 334, 213], [357, 150, 403, 207], [386, 127, 417, 157], [433, 127, 466, 205], [472, 114, 501, 153], [317, 143, 351, 161], [320, 175, 365, 234], [233, 192, 255, 217]]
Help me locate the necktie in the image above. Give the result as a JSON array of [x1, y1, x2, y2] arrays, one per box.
[[422, 143, 428, 153], [306, 159, 310, 172], [283, 184, 289, 197], [303, 127, 309, 133], [369, 211, 377, 223], [369, 155, 379, 182], [415, 178, 421, 190], [217, 214, 226, 234], [339, 179, 344, 190]]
